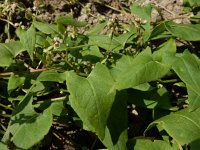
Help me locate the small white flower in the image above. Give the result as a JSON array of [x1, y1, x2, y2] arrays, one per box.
[[21, 25, 25, 30], [53, 37, 63, 43], [132, 109, 138, 116]]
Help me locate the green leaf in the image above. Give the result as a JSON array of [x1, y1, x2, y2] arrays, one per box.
[[88, 35, 122, 52], [164, 51, 200, 111], [66, 63, 116, 140], [132, 83, 152, 91], [153, 38, 176, 62], [16, 25, 36, 60], [8, 75, 25, 94], [102, 91, 128, 149], [35, 32, 48, 48], [33, 21, 57, 34], [81, 45, 104, 62], [114, 31, 137, 48], [165, 21, 200, 41], [37, 70, 66, 82], [57, 22, 66, 34], [51, 101, 67, 116], [150, 22, 167, 40], [146, 108, 200, 145], [0, 132, 9, 150], [128, 87, 172, 110], [88, 21, 107, 35], [31, 82, 45, 93], [88, 32, 135, 52], [7, 94, 52, 149], [111, 48, 171, 90], [56, 15, 87, 27], [127, 139, 179, 150], [183, 0, 200, 7], [131, 3, 151, 22], [0, 41, 24, 66], [188, 87, 200, 111]]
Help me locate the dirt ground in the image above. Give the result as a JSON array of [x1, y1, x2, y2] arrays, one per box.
[[35, 0, 190, 31], [0, 0, 191, 42], [39, 0, 189, 22]]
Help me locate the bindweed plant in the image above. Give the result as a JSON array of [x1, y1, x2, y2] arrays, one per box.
[[1, 1, 200, 149]]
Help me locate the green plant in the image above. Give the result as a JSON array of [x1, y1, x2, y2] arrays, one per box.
[[1, 2, 200, 150]]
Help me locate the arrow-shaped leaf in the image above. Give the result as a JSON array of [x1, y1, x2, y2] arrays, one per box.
[[66, 63, 116, 140], [111, 48, 170, 90], [146, 108, 200, 145], [6, 95, 52, 149]]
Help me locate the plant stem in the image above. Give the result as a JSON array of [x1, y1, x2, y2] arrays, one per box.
[[0, 114, 11, 118], [37, 96, 67, 104], [0, 103, 13, 110], [0, 123, 7, 131], [0, 18, 16, 28], [51, 96, 67, 101], [158, 79, 179, 83], [60, 89, 69, 93], [0, 68, 48, 77]]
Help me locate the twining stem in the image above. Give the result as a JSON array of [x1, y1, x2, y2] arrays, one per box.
[[36, 96, 68, 104], [0, 68, 48, 77], [60, 89, 69, 93], [158, 79, 179, 83], [0, 114, 11, 118], [0, 123, 7, 131], [0, 103, 13, 110]]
